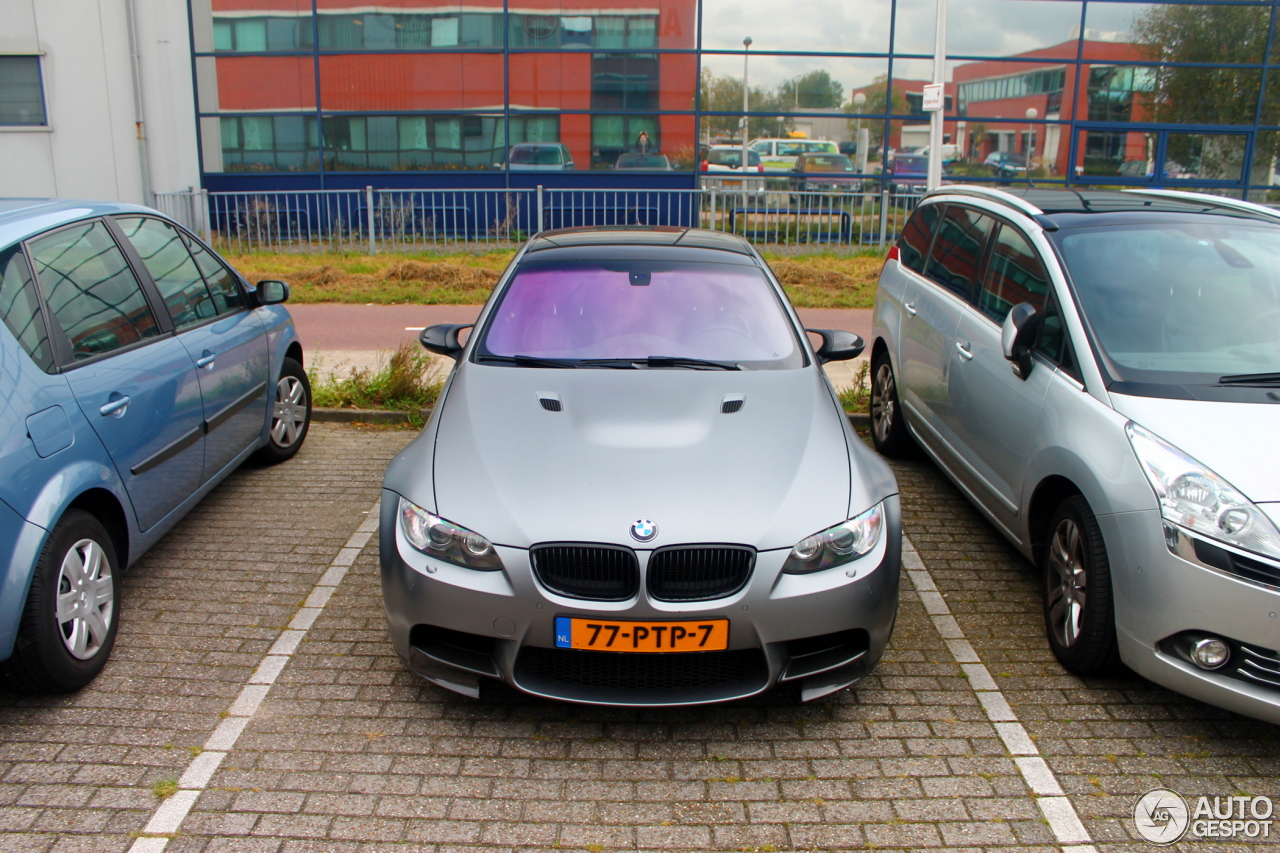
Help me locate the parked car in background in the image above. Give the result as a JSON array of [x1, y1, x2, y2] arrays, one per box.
[[0, 199, 311, 692], [750, 138, 840, 172], [870, 185, 1280, 725], [701, 146, 766, 192], [613, 153, 672, 171], [381, 226, 901, 707], [789, 153, 862, 198], [983, 151, 1028, 178], [506, 143, 574, 171], [885, 153, 931, 193]]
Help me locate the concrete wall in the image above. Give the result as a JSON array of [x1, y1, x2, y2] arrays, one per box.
[[0, 0, 199, 203]]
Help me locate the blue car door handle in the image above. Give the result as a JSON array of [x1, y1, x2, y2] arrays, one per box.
[[99, 395, 131, 418], [196, 351, 217, 369]]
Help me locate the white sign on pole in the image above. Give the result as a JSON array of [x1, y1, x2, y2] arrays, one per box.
[[922, 84, 944, 112]]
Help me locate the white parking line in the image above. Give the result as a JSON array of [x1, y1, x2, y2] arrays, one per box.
[[127, 502, 381, 853], [902, 535, 1097, 851]]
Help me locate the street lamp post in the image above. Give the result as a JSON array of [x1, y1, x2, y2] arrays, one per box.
[[853, 92, 868, 174], [742, 37, 752, 179], [1025, 107, 1038, 166], [927, 0, 948, 191]]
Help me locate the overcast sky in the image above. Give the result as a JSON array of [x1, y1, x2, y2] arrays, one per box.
[[700, 0, 1147, 90]]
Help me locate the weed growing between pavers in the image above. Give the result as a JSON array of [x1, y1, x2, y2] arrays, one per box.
[[309, 342, 443, 422]]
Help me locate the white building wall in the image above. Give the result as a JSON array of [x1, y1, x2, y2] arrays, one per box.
[[0, 0, 199, 204]]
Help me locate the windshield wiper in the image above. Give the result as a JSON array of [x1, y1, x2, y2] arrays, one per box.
[[475, 354, 577, 368], [1218, 371, 1280, 385], [579, 356, 741, 371]]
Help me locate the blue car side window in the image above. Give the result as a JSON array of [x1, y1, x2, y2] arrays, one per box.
[[115, 217, 217, 329], [0, 246, 55, 372]]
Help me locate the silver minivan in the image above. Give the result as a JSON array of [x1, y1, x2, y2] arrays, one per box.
[[870, 185, 1280, 724]]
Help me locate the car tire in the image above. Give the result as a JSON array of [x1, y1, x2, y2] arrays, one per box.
[[1, 510, 120, 693], [869, 351, 913, 457], [1041, 495, 1122, 676], [254, 357, 311, 465]]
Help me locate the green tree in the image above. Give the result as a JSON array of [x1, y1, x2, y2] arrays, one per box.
[[778, 70, 846, 110], [845, 74, 909, 149], [1133, 3, 1279, 192], [699, 69, 788, 141]]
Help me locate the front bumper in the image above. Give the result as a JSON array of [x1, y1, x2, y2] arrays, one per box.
[[1100, 509, 1280, 725], [380, 490, 902, 706]]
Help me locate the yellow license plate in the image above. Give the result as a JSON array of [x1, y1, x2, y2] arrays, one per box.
[[555, 617, 729, 652]]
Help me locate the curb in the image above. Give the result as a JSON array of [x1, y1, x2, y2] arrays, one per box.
[[314, 407, 873, 427]]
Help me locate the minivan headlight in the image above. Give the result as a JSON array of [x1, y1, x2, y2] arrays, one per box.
[[1126, 423, 1280, 561], [783, 502, 884, 574], [398, 498, 504, 570]]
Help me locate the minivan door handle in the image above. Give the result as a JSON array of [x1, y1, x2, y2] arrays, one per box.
[[955, 341, 974, 361], [196, 350, 217, 369], [904, 302, 917, 317]]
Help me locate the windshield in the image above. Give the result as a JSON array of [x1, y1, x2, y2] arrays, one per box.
[[708, 149, 761, 167], [1055, 221, 1280, 384], [510, 145, 563, 164], [801, 155, 854, 172], [477, 260, 804, 369]]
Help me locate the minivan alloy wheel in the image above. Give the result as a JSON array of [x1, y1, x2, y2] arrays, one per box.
[[272, 375, 308, 447], [1046, 518, 1086, 648], [56, 538, 115, 660], [872, 362, 896, 443]]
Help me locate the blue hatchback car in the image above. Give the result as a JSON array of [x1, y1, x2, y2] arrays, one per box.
[[0, 199, 311, 692]]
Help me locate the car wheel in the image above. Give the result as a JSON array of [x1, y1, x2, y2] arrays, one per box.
[[1041, 495, 1122, 676], [255, 357, 311, 464], [869, 351, 913, 457], [1, 510, 120, 692]]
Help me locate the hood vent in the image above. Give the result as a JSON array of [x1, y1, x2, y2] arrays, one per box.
[[721, 394, 744, 414], [538, 392, 562, 412]]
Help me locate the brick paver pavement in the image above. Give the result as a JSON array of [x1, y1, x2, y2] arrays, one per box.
[[1, 423, 1277, 852]]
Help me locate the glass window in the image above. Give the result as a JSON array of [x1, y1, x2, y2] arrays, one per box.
[[979, 225, 1050, 323], [895, 0, 1080, 58], [592, 115, 659, 167], [1089, 3, 1267, 66], [926, 206, 994, 301], [29, 221, 161, 361], [591, 54, 659, 111], [115, 218, 217, 329], [898, 202, 942, 274], [478, 260, 803, 369], [318, 54, 503, 110], [204, 56, 316, 112], [0, 56, 47, 125], [701, 0, 881, 52], [1033, 288, 1068, 367], [220, 115, 320, 172], [509, 54, 594, 109], [183, 237, 244, 315], [0, 247, 54, 372], [509, 8, 687, 49]]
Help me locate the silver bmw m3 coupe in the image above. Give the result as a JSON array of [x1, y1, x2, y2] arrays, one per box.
[[379, 226, 901, 706]]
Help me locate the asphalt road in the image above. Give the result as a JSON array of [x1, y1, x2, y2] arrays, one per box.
[[288, 304, 874, 353], [1, 422, 1276, 852]]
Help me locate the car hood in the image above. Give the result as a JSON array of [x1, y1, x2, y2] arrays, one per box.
[[1109, 393, 1280, 502], [427, 363, 854, 551]]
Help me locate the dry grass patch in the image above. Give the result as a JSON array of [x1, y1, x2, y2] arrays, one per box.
[[225, 247, 884, 308]]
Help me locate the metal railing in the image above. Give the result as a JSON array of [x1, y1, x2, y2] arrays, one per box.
[[154, 184, 922, 253]]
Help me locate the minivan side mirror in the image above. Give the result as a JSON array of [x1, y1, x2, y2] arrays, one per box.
[[420, 323, 473, 359], [1000, 302, 1039, 379], [807, 328, 865, 364], [257, 280, 290, 305]]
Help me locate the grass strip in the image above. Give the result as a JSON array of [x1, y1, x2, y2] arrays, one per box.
[[308, 342, 443, 426]]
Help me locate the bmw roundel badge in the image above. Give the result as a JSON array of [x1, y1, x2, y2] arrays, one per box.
[[630, 519, 658, 542]]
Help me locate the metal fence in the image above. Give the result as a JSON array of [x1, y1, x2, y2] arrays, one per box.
[[154, 185, 922, 254]]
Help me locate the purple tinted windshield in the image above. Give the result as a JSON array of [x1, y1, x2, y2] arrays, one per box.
[[479, 261, 803, 367]]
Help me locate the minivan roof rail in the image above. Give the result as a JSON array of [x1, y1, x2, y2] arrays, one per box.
[[1122, 188, 1280, 221], [924, 184, 1045, 219]]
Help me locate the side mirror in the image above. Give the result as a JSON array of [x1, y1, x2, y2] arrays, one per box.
[[420, 323, 472, 359], [257, 280, 290, 305], [807, 328, 865, 364], [1000, 303, 1039, 379]]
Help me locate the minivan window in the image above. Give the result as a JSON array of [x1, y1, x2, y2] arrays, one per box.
[[183, 235, 244, 314], [29, 220, 161, 362], [116, 217, 218, 329], [925, 206, 994, 301], [1055, 221, 1280, 384], [898, 203, 941, 274], [979, 224, 1050, 323], [0, 246, 54, 372]]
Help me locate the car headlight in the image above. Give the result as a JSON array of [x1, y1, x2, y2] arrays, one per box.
[[782, 502, 884, 574], [398, 498, 504, 570], [1126, 423, 1280, 561]]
